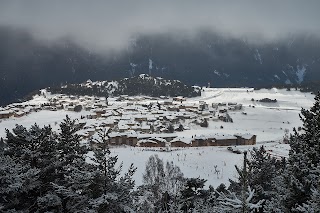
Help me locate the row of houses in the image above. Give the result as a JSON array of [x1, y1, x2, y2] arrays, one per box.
[[0, 107, 35, 119], [90, 132, 256, 148]]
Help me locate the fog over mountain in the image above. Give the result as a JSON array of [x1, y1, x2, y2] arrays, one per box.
[[1, 0, 320, 50], [0, 1, 320, 105]]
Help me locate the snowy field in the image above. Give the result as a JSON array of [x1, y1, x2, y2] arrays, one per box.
[[0, 88, 315, 187], [87, 142, 289, 188]]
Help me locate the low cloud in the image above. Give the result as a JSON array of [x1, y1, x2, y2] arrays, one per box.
[[1, 0, 319, 51]]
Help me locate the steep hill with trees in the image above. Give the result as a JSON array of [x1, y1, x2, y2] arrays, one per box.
[[49, 74, 201, 98]]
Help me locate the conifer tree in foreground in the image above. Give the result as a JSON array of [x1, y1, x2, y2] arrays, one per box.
[[0, 117, 136, 212], [265, 93, 320, 212], [89, 129, 136, 212], [216, 152, 264, 213]]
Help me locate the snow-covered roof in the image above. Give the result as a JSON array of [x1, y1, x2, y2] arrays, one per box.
[[137, 133, 177, 139], [194, 133, 237, 140], [0, 110, 12, 115], [170, 137, 192, 144], [234, 133, 255, 140], [138, 139, 157, 144]]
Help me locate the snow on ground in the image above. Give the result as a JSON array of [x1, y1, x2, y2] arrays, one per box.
[[87, 142, 289, 188], [0, 110, 90, 138], [0, 87, 315, 188]]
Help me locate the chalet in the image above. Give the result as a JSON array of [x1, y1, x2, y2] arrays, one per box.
[[201, 111, 211, 116], [138, 133, 177, 142], [212, 103, 219, 109], [135, 115, 148, 122], [184, 103, 198, 109], [131, 125, 141, 131], [191, 133, 256, 147], [109, 133, 123, 145], [163, 101, 173, 105], [118, 124, 130, 132], [170, 137, 191, 147], [191, 135, 208, 147], [148, 137, 167, 147], [86, 128, 96, 136], [100, 120, 116, 128], [138, 139, 161, 147], [219, 109, 227, 113], [228, 104, 242, 111], [234, 134, 256, 145], [199, 101, 209, 110], [173, 96, 186, 102], [123, 133, 138, 146], [0, 111, 12, 119], [67, 106, 75, 111], [94, 108, 106, 117], [14, 111, 25, 118], [85, 105, 94, 111], [167, 106, 179, 111], [141, 125, 151, 133], [208, 135, 238, 146]]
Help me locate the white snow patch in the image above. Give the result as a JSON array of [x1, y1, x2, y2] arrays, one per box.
[[285, 79, 292, 85], [296, 65, 306, 84], [214, 70, 221, 76], [223, 73, 230, 78], [254, 49, 262, 64]]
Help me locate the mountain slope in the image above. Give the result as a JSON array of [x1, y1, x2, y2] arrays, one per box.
[[1, 26, 320, 105]]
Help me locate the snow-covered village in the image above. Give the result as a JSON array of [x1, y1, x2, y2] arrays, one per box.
[[2, 1, 320, 212], [0, 80, 315, 186], [1, 77, 319, 211]]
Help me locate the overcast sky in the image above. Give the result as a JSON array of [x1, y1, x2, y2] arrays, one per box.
[[0, 0, 319, 50]]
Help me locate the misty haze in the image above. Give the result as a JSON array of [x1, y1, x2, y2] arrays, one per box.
[[0, 1, 320, 212]]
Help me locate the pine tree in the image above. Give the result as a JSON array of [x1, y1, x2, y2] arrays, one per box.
[[218, 152, 264, 213], [48, 116, 92, 212], [57, 115, 87, 162], [2, 116, 93, 212], [228, 146, 285, 211], [179, 177, 208, 212], [265, 93, 320, 212], [89, 129, 136, 212], [3, 124, 57, 211], [296, 185, 320, 212], [0, 153, 39, 211]]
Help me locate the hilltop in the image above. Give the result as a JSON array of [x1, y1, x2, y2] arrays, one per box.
[[48, 74, 201, 98]]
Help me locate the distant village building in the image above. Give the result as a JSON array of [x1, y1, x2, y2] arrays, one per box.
[[170, 137, 191, 147], [0, 111, 12, 119], [191, 134, 256, 147]]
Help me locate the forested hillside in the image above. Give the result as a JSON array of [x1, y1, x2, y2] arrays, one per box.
[[1, 26, 320, 105], [49, 74, 201, 98]]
